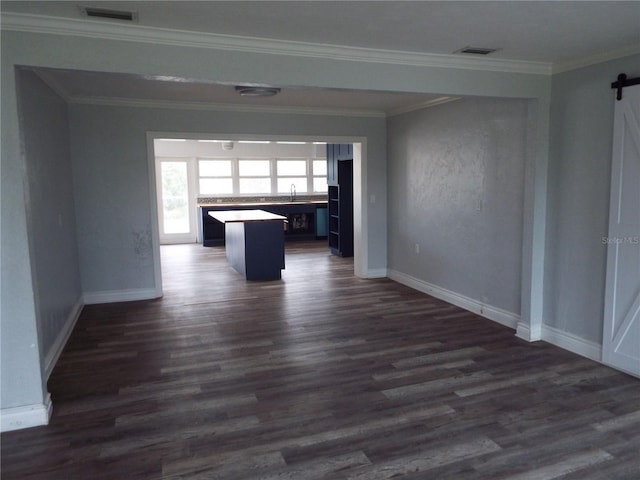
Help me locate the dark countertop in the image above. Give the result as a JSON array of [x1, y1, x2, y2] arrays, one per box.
[[199, 200, 327, 207]]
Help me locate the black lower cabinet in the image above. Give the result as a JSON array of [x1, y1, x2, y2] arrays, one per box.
[[201, 203, 327, 247]]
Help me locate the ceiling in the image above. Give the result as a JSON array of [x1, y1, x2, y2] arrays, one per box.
[[33, 67, 451, 116], [4, 1, 640, 114]]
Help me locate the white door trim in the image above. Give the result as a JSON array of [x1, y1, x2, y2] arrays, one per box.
[[146, 132, 368, 298]]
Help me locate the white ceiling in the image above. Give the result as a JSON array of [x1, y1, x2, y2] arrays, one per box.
[[4, 1, 640, 113], [33, 67, 452, 116], [4, 1, 640, 63]]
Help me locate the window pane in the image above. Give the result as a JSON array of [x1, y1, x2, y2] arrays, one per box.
[[277, 177, 307, 194], [313, 160, 327, 176], [313, 177, 328, 193], [277, 160, 306, 176], [240, 178, 271, 194], [199, 178, 233, 195], [239, 160, 270, 176], [161, 162, 189, 234], [199, 160, 231, 177]]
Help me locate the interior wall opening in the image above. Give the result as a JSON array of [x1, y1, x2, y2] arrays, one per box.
[[148, 134, 365, 296]]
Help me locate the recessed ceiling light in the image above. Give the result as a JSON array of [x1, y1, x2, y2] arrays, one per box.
[[238, 140, 272, 144], [235, 86, 281, 97]]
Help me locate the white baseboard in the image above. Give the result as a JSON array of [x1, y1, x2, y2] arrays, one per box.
[[44, 296, 83, 379], [541, 325, 602, 362], [364, 268, 388, 279], [0, 393, 52, 432], [387, 269, 520, 329], [516, 321, 542, 342], [83, 288, 161, 305], [516, 322, 600, 362], [387, 270, 601, 364]]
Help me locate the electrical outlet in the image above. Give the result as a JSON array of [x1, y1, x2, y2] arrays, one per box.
[[415, 243, 420, 254]]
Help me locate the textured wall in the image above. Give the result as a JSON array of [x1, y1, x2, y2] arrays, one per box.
[[545, 53, 640, 343], [19, 70, 82, 361], [388, 97, 528, 315], [0, 26, 549, 418], [69, 104, 386, 294], [1, 69, 44, 410]]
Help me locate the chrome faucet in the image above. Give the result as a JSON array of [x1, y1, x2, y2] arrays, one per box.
[[290, 183, 296, 202]]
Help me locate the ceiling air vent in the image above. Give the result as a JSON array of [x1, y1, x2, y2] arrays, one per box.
[[455, 46, 498, 55], [82, 6, 138, 22]]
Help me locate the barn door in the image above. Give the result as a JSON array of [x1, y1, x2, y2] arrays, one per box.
[[602, 84, 640, 377]]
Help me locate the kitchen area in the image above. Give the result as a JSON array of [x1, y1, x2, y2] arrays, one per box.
[[154, 138, 353, 278]]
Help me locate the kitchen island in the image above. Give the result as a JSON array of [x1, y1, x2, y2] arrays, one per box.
[[208, 209, 287, 280], [200, 200, 328, 246]]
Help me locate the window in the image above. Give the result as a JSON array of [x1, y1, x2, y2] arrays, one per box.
[[239, 159, 271, 194], [312, 160, 328, 193], [198, 160, 233, 194], [196, 156, 327, 196], [277, 159, 307, 194]]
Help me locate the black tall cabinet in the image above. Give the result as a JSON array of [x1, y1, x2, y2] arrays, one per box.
[[327, 144, 353, 257]]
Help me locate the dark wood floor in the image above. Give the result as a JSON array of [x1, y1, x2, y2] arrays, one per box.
[[2, 241, 639, 479]]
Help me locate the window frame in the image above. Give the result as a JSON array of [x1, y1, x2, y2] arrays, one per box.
[[196, 156, 327, 196], [197, 157, 235, 195], [237, 157, 273, 195], [276, 157, 310, 195]]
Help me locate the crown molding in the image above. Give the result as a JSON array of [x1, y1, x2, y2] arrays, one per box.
[[1, 12, 552, 75], [552, 42, 640, 74], [67, 95, 387, 118]]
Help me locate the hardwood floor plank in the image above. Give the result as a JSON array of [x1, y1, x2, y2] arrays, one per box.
[[1, 241, 639, 479], [592, 409, 640, 432], [501, 449, 613, 480], [346, 437, 502, 479]]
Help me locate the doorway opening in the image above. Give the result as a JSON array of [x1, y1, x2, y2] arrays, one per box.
[[155, 154, 198, 244], [148, 134, 366, 297]]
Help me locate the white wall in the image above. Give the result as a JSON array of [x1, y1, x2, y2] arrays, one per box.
[[1, 53, 43, 419], [154, 139, 327, 159], [0, 69, 82, 430], [69, 104, 386, 297], [19, 70, 83, 361], [545, 53, 640, 344], [387, 97, 528, 323], [1, 24, 551, 428]]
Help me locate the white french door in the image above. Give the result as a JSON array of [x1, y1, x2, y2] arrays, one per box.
[[156, 157, 197, 244], [602, 84, 640, 378]]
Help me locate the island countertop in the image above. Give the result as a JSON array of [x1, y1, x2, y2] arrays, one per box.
[[208, 209, 287, 223]]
